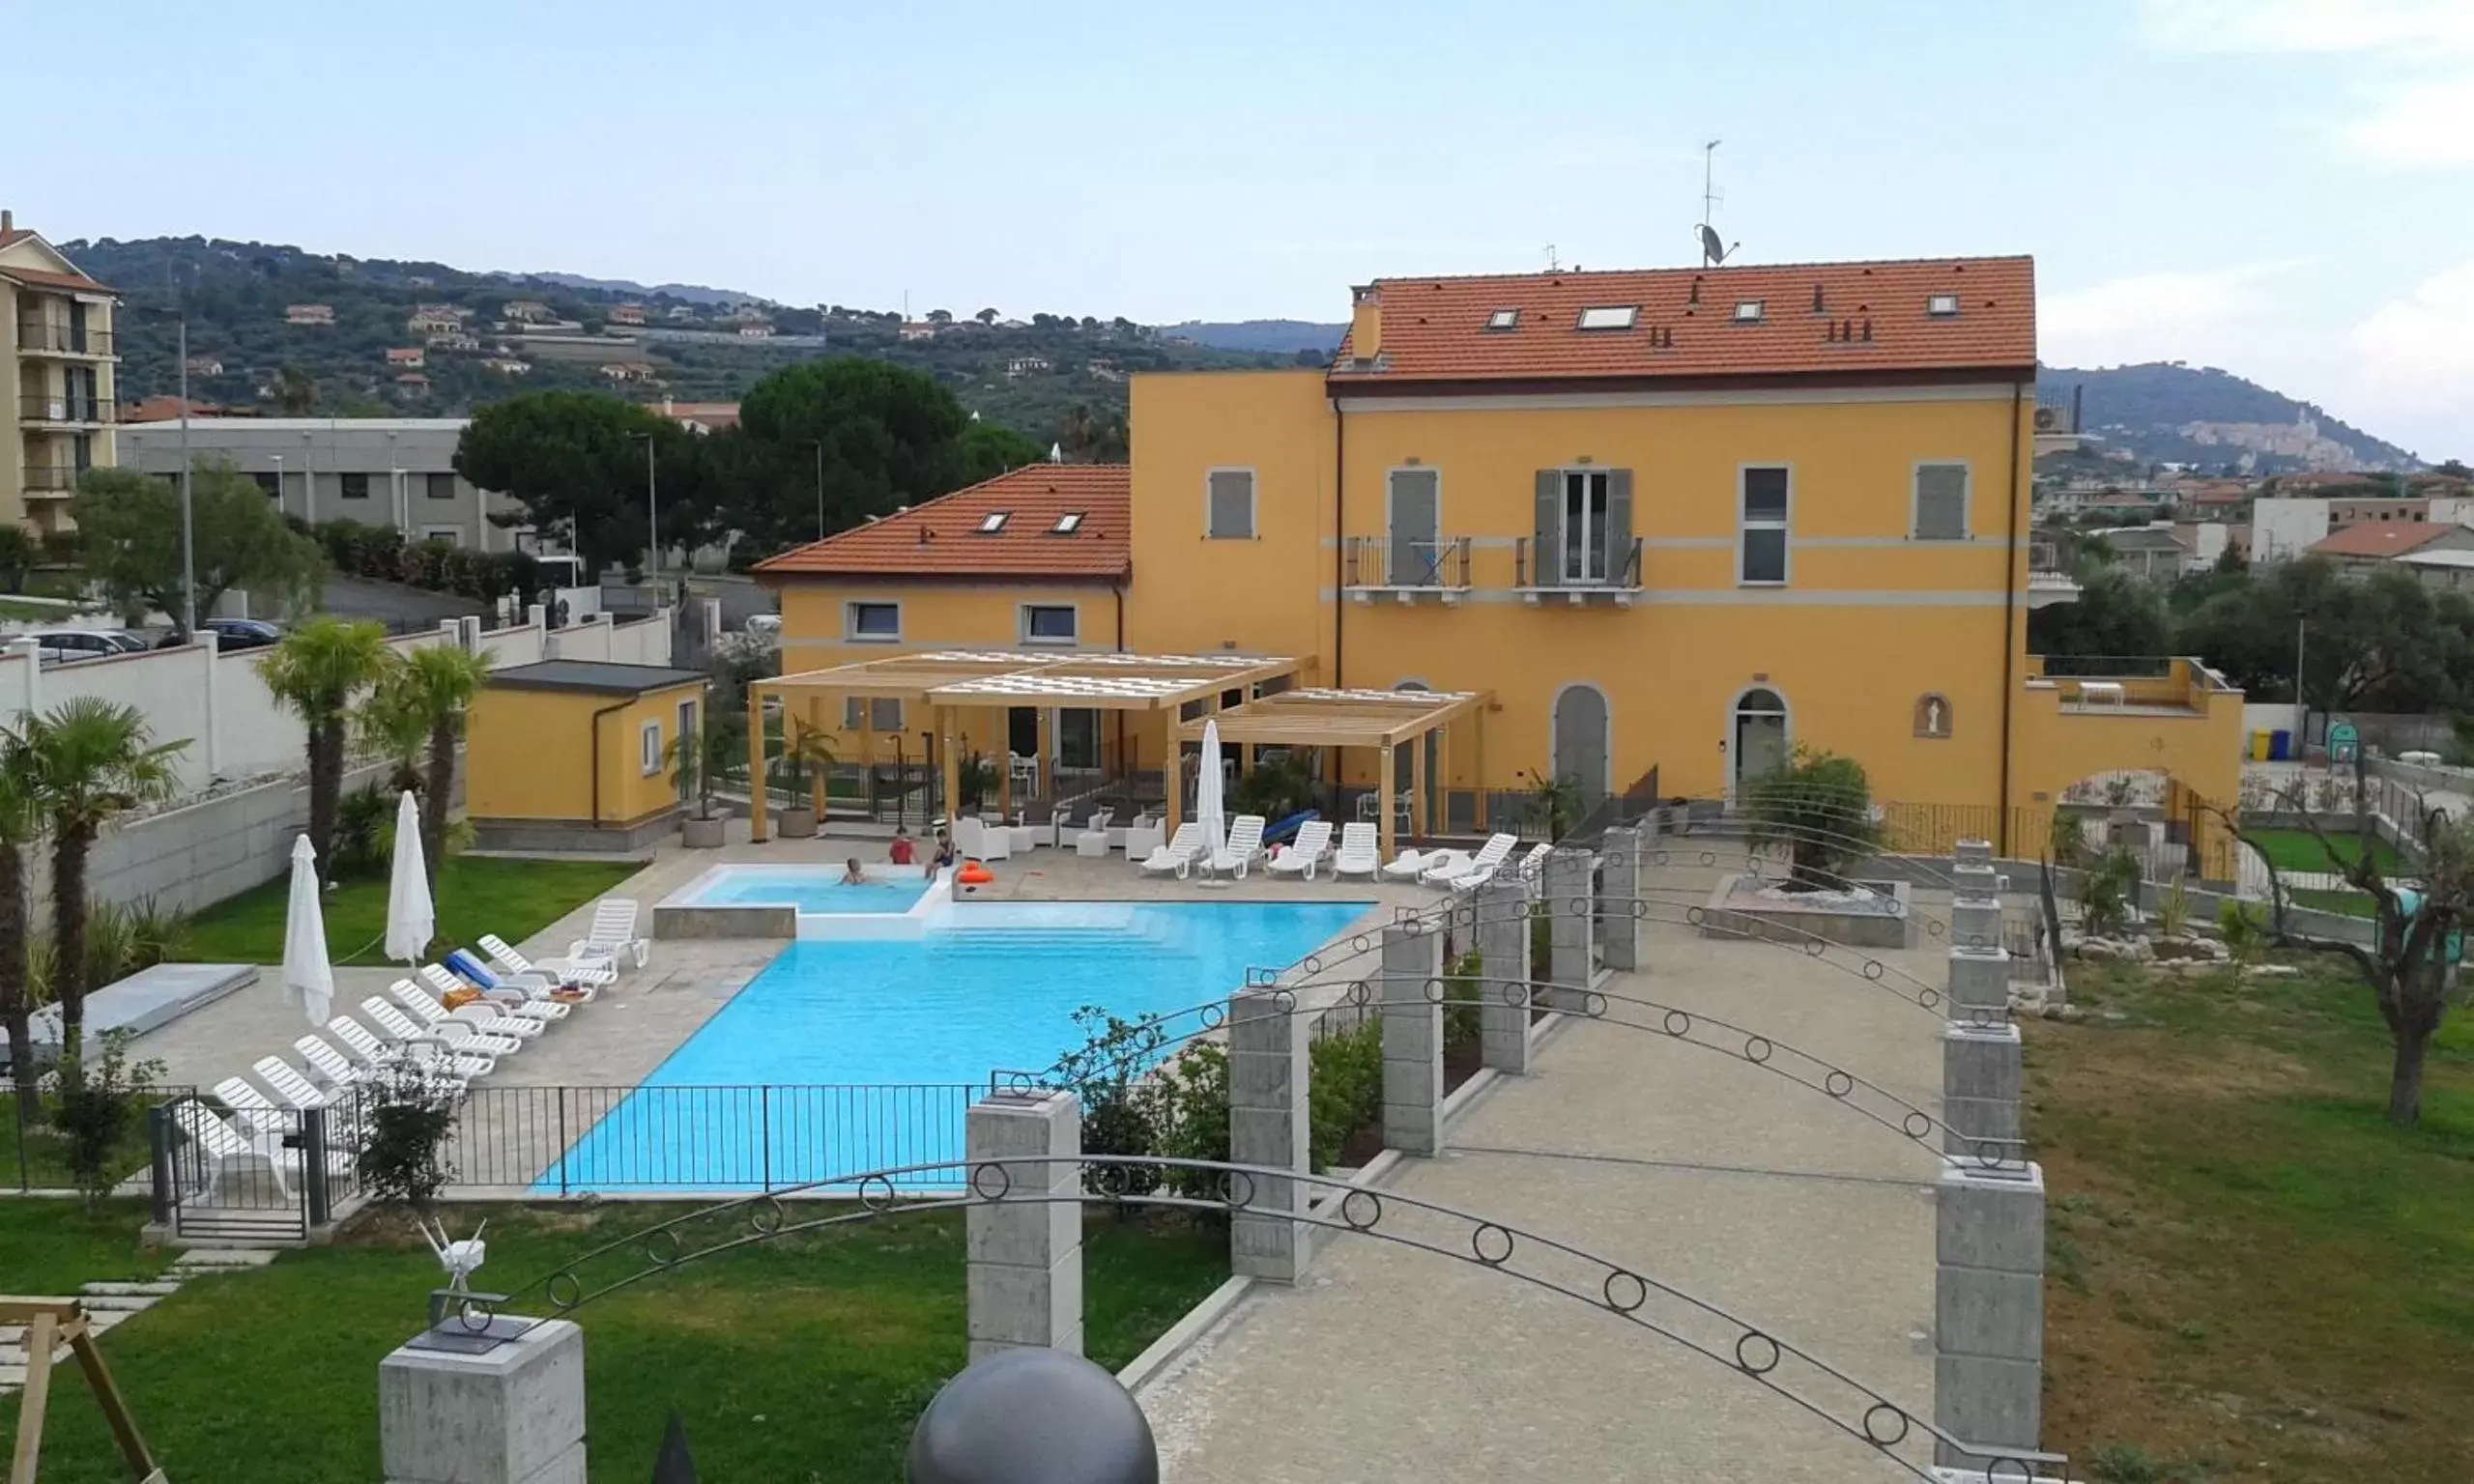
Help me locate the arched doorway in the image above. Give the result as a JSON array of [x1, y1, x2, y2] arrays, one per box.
[[1551, 683, 1611, 807], [1731, 687, 1789, 794]]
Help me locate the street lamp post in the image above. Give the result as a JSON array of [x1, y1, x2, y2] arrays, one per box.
[[632, 432, 660, 585], [271, 453, 285, 516], [803, 439, 824, 540]]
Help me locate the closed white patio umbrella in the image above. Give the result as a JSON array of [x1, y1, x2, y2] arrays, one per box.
[[279, 834, 334, 1026], [384, 789, 436, 965], [1195, 719, 1228, 871]]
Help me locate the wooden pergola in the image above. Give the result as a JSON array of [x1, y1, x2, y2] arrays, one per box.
[[745, 650, 1306, 842], [1177, 686, 1490, 860]]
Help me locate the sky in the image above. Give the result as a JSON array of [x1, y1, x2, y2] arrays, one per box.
[[10, 0, 2471, 458]]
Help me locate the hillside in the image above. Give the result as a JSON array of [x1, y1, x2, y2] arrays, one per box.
[[2037, 362, 2417, 472], [1164, 320, 1345, 355], [70, 237, 1295, 444]]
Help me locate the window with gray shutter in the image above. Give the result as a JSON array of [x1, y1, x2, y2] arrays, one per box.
[[844, 698, 867, 729], [871, 699, 904, 732], [1532, 470, 1561, 586], [1605, 469, 1634, 583], [1206, 470, 1255, 538], [1388, 469, 1440, 584], [1913, 463, 1969, 540]]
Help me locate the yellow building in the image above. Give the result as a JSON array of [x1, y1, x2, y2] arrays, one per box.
[[763, 256, 2246, 869], [466, 660, 709, 852], [1, 212, 119, 533]]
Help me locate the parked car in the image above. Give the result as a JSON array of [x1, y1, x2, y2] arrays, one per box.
[[155, 617, 282, 651], [21, 629, 134, 666]]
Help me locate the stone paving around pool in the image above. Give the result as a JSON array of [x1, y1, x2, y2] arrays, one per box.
[[1136, 902, 1956, 1483]]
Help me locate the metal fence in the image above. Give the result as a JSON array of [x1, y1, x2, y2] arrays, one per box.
[[149, 1090, 359, 1243], [446, 1082, 980, 1194]]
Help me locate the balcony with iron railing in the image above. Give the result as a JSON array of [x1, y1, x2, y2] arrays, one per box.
[[1340, 535, 1473, 603], [14, 322, 113, 357], [2027, 655, 2235, 716], [18, 393, 116, 426], [20, 462, 84, 496], [1512, 535, 1644, 606]]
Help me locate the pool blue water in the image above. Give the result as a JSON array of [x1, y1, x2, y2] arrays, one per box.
[[537, 900, 1370, 1192], [682, 868, 932, 915]]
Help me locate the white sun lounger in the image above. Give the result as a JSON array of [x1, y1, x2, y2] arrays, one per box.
[[1427, 833, 1518, 888], [329, 1014, 493, 1084], [364, 996, 526, 1060], [478, 932, 612, 993], [419, 962, 568, 1021], [392, 980, 546, 1042], [568, 899, 652, 970], [1206, 814, 1268, 880], [1139, 822, 1206, 878], [1267, 820, 1334, 880], [173, 1099, 352, 1202], [1330, 822, 1381, 880]]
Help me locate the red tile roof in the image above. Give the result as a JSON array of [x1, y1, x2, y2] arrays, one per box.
[[753, 464, 1130, 582], [2310, 522, 2454, 558], [1327, 256, 2034, 387], [0, 229, 31, 250], [0, 263, 111, 294]]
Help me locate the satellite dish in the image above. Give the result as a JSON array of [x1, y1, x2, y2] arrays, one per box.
[[1698, 225, 1739, 268]]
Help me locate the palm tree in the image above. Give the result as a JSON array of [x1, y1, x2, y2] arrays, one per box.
[[0, 734, 44, 1125], [360, 643, 491, 892], [1059, 404, 1102, 464], [258, 617, 390, 886], [273, 366, 317, 416], [19, 700, 183, 1070]]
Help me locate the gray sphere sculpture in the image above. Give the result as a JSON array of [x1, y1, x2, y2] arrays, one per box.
[[906, 1348, 1160, 1484]]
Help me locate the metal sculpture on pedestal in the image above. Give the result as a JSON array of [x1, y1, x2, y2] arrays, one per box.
[[906, 1348, 1159, 1484]]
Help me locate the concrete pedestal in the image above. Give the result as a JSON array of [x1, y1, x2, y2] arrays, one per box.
[[1598, 826, 1642, 972], [1949, 896, 2002, 954], [1380, 922, 1443, 1156], [1946, 945, 2010, 1021], [380, 1319, 587, 1484], [1543, 848, 1595, 1012], [964, 1091, 1084, 1360], [1226, 986, 1310, 1282], [1934, 1164, 2046, 1470], [1474, 877, 1531, 1074]]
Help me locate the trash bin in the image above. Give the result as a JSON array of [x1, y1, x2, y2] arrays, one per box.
[[2249, 730, 2272, 760], [2269, 729, 2291, 760]]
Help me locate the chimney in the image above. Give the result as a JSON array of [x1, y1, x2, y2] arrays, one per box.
[[1, 210, 12, 232], [1349, 284, 1383, 362]]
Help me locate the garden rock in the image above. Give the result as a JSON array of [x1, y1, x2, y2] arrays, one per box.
[[2072, 935, 2152, 963], [2152, 935, 2229, 963]]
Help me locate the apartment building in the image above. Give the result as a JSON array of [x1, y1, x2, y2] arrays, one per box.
[[758, 256, 2244, 859], [0, 212, 118, 532], [116, 416, 526, 550]]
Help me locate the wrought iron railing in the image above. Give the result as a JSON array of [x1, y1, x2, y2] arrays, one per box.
[[1340, 535, 1472, 589], [20, 462, 80, 493], [14, 322, 112, 356], [1512, 535, 1643, 590], [17, 393, 116, 423]]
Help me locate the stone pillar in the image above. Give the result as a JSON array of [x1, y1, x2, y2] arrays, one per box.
[[964, 1090, 1083, 1360], [1946, 945, 2010, 1023], [1543, 847, 1595, 1012], [380, 1319, 587, 1484], [1226, 987, 1309, 1283], [1941, 1021, 2024, 1163], [1950, 895, 2002, 954], [1934, 1165, 2046, 1471], [1380, 921, 1444, 1156], [1598, 826, 1642, 972], [1474, 877, 1531, 1074], [1954, 838, 1994, 869]]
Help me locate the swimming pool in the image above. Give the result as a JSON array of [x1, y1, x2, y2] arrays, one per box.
[[538, 899, 1371, 1192], [672, 865, 934, 915]]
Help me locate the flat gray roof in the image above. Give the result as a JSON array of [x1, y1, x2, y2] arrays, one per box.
[[488, 660, 708, 696]]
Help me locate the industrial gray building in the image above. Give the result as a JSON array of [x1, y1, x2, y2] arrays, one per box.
[[116, 417, 532, 551]]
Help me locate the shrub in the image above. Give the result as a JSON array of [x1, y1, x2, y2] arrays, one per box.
[[2078, 848, 2142, 937], [2218, 898, 2268, 985], [1307, 1020, 1382, 1172], [1136, 1042, 1228, 1199], [1053, 1005, 1169, 1198], [0, 525, 37, 591], [1744, 746, 1882, 890], [1229, 755, 1316, 822], [2154, 876, 2192, 938], [1443, 949, 1483, 1057], [48, 1032, 165, 1211], [2049, 811, 2090, 868], [356, 1065, 460, 1214], [331, 784, 394, 874]]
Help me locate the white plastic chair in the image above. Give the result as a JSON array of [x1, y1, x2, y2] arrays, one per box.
[[365, 995, 526, 1060], [1139, 822, 1205, 877], [478, 932, 611, 994], [394, 979, 547, 1042], [1267, 820, 1334, 880], [420, 961, 568, 1022], [567, 899, 651, 970], [1208, 814, 1268, 879], [1330, 822, 1381, 880], [1427, 833, 1517, 888]]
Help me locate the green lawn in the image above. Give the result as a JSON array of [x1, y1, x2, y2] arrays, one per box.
[[0, 1202, 1226, 1481], [179, 856, 639, 965], [0, 1198, 175, 1296], [4, 1094, 175, 1193], [2033, 955, 2474, 1481], [2243, 826, 2407, 875]]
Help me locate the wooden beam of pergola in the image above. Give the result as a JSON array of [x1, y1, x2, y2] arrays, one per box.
[[1178, 687, 1489, 747]]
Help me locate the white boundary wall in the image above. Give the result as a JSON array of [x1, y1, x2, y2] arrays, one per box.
[[0, 610, 672, 912]]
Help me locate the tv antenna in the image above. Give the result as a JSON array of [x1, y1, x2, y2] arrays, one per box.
[[1698, 139, 1739, 268], [1544, 243, 1560, 271]]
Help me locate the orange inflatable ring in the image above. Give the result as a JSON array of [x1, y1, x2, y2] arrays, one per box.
[[957, 862, 994, 886]]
